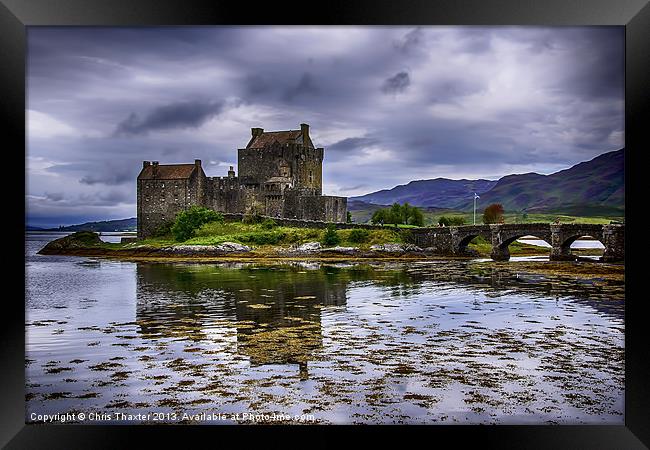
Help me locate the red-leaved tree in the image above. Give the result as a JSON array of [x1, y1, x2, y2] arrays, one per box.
[[482, 203, 505, 224]]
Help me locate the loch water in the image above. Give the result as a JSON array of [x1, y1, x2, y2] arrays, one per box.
[[25, 232, 624, 424]]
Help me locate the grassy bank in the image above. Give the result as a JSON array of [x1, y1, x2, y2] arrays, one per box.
[[136, 221, 555, 256], [350, 208, 623, 226], [136, 221, 405, 250]]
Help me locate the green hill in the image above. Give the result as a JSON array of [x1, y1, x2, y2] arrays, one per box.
[[454, 149, 624, 215], [46, 218, 137, 232], [351, 149, 624, 217]]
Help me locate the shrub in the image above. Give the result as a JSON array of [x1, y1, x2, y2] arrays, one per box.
[[346, 211, 353, 223], [261, 218, 277, 230], [438, 216, 466, 226], [152, 220, 174, 237], [322, 223, 341, 247], [171, 206, 224, 242], [242, 213, 263, 224], [348, 228, 369, 243]]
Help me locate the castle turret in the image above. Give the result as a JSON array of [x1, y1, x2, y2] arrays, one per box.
[[228, 165, 236, 178]]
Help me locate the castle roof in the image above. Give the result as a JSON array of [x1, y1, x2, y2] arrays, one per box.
[[138, 163, 197, 180], [247, 130, 303, 149]]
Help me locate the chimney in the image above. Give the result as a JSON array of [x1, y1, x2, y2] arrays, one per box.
[[143, 161, 151, 168], [252, 127, 264, 138], [300, 123, 309, 146], [195, 159, 202, 167], [228, 165, 235, 178], [152, 161, 159, 177]]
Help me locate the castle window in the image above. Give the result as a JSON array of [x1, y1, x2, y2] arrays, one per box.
[[309, 170, 313, 184]]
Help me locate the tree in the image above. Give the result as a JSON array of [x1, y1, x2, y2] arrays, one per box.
[[346, 211, 352, 223], [371, 203, 424, 227], [371, 208, 389, 225], [406, 204, 424, 226], [482, 203, 505, 224], [322, 223, 341, 246], [171, 206, 224, 242], [389, 203, 403, 226], [438, 216, 465, 226]]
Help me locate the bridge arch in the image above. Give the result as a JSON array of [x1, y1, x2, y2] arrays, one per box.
[[490, 224, 554, 261], [491, 232, 553, 261], [457, 234, 486, 251], [549, 224, 606, 261], [450, 225, 491, 255], [552, 231, 605, 261]]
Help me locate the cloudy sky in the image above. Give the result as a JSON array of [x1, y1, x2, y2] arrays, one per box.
[[27, 26, 624, 227]]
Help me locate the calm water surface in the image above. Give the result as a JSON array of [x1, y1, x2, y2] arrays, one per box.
[[25, 232, 624, 424]]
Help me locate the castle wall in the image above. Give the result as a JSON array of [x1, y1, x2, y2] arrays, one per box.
[[264, 194, 285, 217], [138, 178, 190, 238], [322, 196, 347, 222], [280, 191, 347, 222], [293, 147, 323, 194], [238, 143, 323, 194], [206, 176, 246, 213]]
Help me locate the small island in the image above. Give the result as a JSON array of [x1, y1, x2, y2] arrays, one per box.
[[38, 211, 606, 263]]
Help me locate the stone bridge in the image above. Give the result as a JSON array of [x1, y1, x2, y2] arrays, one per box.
[[410, 223, 624, 262]]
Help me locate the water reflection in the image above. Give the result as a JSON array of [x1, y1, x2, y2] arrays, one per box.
[[134, 261, 624, 381], [26, 236, 625, 424], [136, 263, 352, 379]]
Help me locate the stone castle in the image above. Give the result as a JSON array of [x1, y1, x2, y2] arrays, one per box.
[[137, 123, 347, 238]]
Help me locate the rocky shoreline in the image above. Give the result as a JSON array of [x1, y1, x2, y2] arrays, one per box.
[[37, 231, 465, 261]]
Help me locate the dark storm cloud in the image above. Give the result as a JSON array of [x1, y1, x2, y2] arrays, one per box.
[[428, 78, 486, 104], [115, 100, 227, 135], [382, 72, 410, 95], [244, 74, 271, 96], [45, 192, 64, 202], [328, 137, 380, 153], [46, 159, 139, 187], [284, 73, 320, 102], [453, 28, 494, 54], [80, 172, 134, 186], [393, 27, 424, 54], [26, 26, 624, 225], [560, 28, 623, 100]]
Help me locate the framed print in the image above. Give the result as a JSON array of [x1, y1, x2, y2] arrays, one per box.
[[2, 0, 648, 447]]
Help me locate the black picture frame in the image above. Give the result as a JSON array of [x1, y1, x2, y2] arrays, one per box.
[[3, 0, 647, 447]]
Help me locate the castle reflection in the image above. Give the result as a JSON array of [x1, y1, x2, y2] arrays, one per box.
[[135, 262, 351, 378], [134, 261, 623, 378]]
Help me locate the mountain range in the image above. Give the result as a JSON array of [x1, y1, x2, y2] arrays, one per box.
[[32, 218, 138, 232], [350, 149, 624, 216]]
